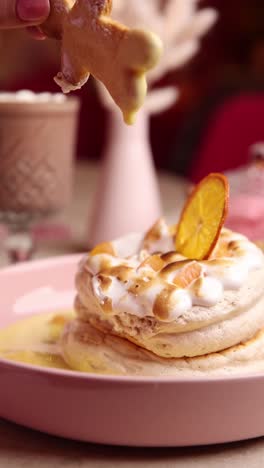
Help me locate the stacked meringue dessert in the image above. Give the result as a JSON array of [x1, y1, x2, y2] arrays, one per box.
[[61, 173, 264, 376]]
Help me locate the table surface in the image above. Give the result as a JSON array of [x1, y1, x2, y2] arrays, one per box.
[[1, 162, 264, 467]]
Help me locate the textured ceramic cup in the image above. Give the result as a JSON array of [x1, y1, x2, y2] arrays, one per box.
[[0, 93, 80, 219]]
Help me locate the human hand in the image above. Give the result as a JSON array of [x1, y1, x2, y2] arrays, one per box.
[[0, 0, 50, 39]]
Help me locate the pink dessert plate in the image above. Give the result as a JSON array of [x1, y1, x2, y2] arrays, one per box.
[[1, 255, 264, 447]]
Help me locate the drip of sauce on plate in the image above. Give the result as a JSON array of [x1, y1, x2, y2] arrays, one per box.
[[0, 312, 74, 370]]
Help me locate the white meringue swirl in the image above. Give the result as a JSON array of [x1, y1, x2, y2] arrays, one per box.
[[84, 219, 263, 323]]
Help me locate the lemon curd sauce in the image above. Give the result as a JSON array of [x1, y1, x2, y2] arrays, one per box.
[[0, 312, 74, 369]]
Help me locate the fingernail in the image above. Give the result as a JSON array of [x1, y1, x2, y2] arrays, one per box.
[[17, 0, 50, 21]]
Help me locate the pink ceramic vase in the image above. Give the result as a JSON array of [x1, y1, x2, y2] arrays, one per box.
[[88, 108, 162, 246]]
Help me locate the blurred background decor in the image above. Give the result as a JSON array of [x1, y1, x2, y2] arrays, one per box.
[[88, 0, 218, 244], [168, 0, 264, 179], [225, 143, 264, 241], [0, 0, 264, 250], [1, 0, 263, 171], [0, 1, 263, 174]]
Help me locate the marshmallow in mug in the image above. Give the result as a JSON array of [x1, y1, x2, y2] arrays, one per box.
[[0, 90, 66, 103]]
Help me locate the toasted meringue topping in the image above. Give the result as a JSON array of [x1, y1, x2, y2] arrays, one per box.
[[82, 219, 263, 322]]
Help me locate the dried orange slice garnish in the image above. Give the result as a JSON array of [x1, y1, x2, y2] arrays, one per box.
[[176, 173, 229, 260], [90, 242, 115, 256]]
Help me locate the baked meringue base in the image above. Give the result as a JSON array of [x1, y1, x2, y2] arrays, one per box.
[[76, 266, 264, 358], [61, 319, 264, 377]]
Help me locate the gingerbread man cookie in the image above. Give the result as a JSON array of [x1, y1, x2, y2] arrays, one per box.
[[42, 0, 162, 124], [42, 0, 75, 39]]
